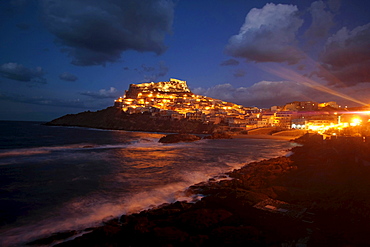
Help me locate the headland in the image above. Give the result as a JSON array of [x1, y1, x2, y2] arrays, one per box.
[[46, 78, 369, 139]]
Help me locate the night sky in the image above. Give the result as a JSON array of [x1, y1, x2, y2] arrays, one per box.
[[1, 0, 369, 121]]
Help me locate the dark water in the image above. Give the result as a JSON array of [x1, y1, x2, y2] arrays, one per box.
[[0, 121, 295, 246]]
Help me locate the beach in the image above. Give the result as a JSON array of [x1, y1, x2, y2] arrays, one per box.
[[233, 134, 299, 140]]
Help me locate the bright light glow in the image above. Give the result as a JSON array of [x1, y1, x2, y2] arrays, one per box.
[[118, 79, 370, 136], [350, 117, 362, 126]]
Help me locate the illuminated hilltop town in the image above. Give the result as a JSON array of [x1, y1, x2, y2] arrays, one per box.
[[115, 78, 370, 136]]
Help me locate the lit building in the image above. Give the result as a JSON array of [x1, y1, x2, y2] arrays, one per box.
[[115, 78, 248, 123], [318, 101, 339, 109], [186, 111, 205, 121], [282, 101, 318, 111], [273, 111, 297, 129], [114, 78, 370, 136]]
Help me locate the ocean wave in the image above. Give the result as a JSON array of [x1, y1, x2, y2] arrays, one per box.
[[0, 149, 52, 158], [0, 144, 83, 158], [0, 137, 293, 246], [0, 137, 162, 159]]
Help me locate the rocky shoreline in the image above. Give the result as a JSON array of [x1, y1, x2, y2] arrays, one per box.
[[28, 134, 370, 246], [158, 132, 233, 143], [45, 107, 304, 140]]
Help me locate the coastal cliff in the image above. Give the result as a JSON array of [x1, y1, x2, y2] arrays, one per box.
[[46, 107, 215, 134]]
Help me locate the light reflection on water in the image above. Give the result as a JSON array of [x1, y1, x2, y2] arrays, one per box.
[[0, 129, 294, 246]]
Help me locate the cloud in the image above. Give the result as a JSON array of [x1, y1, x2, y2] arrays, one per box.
[[264, 65, 368, 106], [80, 87, 120, 99], [0, 92, 86, 108], [140, 61, 169, 82], [327, 0, 341, 12], [304, 1, 335, 41], [220, 59, 239, 66], [318, 23, 370, 86], [0, 90, 122, 110], [193, 81, 308, 107], [59, 72, 78, 82], [233, 69, 246, 78], [141, 65, 156, 72], [345, 83, 370, 103], [0, 63, 46, 84], [40, 0, 175, 66], [225, 3, 304, 64], [192, 78, 370, 108]]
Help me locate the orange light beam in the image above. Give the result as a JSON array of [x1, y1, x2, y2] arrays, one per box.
[[265, 65, 368, 106]]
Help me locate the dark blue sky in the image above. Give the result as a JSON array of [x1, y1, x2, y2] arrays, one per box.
[[0, 0, 369, 121]]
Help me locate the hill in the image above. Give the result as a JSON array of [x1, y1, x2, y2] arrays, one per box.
[[46, 107, 215, 134]]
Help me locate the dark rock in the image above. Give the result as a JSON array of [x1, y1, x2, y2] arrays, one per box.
[[179, 208, 232, 231], [132, 216, 155, 233], [145, 201, 194, 217], [153, 226, 189, 243], [98, 224, 122, 237], [27, 231, 77, 246], [159, 133, 201, 143], [210, 226, 262, 245], [188, 234, 209, 246], [204, 132, 232, 139]]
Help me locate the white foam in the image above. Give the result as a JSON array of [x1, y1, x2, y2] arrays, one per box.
[[0, 139, 160, 160], [0, 138, 293, 246]]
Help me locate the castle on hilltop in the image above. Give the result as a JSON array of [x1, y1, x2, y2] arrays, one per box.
[[114, 78, 247, 123], [124, 78, 192, 99]]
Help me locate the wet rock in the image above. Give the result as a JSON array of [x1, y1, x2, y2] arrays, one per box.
[[145, 201, 194, 217], [179, 208, 233, 231], [99, 224, 122, 237], [204, 132, 232, 139], [54, 225, 124, 247], [153, 226, 189, 243], [27, 231, 78, 246], [159, 133, 201, 143], [132, 216, 155, 233]]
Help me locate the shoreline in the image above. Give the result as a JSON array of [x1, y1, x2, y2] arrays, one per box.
[[233, 134, 302, 141], [47, 122, 303, 141], [24, 135, 294, 246], [30, 134, 370, 246]]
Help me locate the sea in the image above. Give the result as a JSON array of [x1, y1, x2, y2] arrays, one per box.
[[0, 121, 295, 246]]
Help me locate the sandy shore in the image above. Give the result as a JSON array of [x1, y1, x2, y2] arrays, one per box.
[[233, 134, 302, 141]]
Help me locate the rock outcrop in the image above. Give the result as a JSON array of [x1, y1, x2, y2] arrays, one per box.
[[158, 133, 201, 143], [45, 107, 215, 134], [125, 78, 191, 99], [204, 132, 232, 139]]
